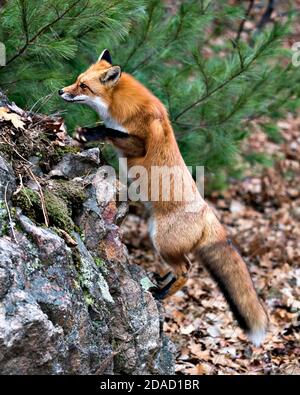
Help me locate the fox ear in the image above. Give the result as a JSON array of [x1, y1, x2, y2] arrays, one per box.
[[100, 66, 121, 87], [98, 49, 112, 64]]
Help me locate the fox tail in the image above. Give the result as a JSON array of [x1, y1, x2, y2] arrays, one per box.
[[196, 210, 268, 346]]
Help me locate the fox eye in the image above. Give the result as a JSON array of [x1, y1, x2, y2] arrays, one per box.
[[80, 82, 87, 89]]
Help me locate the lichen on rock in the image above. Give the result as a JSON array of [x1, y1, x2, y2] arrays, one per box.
[[72, 232, 114, 305]]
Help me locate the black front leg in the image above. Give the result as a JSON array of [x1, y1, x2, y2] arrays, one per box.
[[75, 124, 146, 157], [74, 124, 130, 143]]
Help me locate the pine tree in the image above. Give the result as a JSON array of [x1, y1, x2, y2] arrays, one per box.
[[0, 0, 299, 189]]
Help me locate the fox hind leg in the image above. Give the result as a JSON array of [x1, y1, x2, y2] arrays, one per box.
[[150, 255, 191, 299]]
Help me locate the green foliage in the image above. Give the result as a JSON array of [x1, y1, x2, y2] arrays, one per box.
[[244, 152, 274, 167], [0, 0, 299, 189], [262, 123, 283, 143], [0, 0, 143, 122]]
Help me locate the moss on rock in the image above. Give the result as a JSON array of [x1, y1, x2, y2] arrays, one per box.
[[13, 188, 41, 222], [46, 145, 81, 169], [13, 187, 75, 231], [44, 190, 74, 231], [49, 180, 87, 208]]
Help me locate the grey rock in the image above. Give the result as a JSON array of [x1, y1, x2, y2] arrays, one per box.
[[0, 292, 64, 375], [0, 91, 9, 107], [28, 156, 43, 177], [0, 155, 15, 201], [0, 113, 174, 374], [115, 202, 128, 225], [0, 227, 113, 375], [0, 266, 12, 299], [0, 155, 15, 236], [49, 148, 100, 179], [72, 232, 114, 304], [75, 169, 175, 374], [18, 213, 71, 266]]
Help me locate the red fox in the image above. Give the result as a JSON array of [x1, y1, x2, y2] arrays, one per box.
[[59, 49, 268, 346]]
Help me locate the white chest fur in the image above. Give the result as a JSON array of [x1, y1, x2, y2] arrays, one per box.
[[89, 97, 128, 133]]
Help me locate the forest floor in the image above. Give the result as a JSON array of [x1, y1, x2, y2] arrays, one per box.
[[121, 115, 300, 375]]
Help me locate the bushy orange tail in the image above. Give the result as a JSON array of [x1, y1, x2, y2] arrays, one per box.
[[197, 211, 268, 346]]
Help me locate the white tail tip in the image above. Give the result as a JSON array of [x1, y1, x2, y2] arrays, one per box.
[[247, 329, 266, 347]]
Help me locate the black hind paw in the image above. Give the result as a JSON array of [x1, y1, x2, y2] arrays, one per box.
[[152, 271, 173, 285], [149, 275, 177, 300]]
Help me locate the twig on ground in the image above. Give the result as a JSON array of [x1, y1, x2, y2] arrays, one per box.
[[29, 92, 55, 113], [26, 166, 49, 227], [0, 135, 32, 164], [31, 111, 67, 128], [13, 174, 32, 206], [56, 228, 78, 246], [4, 181, 18, 244]]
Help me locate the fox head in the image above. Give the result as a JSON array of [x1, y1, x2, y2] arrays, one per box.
[[58, 49, 121, 115]]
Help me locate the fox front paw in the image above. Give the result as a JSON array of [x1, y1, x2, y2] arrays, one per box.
[[74, 127, 88, 143]]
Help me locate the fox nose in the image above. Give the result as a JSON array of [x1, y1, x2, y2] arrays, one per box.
[[58, 89, 64, 96]]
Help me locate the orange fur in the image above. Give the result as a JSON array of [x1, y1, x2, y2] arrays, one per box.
[[61, 53, 269, 345]]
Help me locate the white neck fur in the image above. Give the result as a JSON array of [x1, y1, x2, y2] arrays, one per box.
[[87, 97, 128, 133]]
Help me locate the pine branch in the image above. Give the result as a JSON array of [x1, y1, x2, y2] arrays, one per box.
[[72, 0, 90, 19], [18, 0, 29, 43], [165, 2, 186, 47], [175, 85, 260, 132], [130, 1, 189, 73], [123, 1, 156, 69], [235, 0, 255, 43], [199, 0, 211, 14], [193, 53, 210, 95], [212, 76, 267, 128], [174, 27, 280, 121], [75, 0, 124, 39], [2, 0, 81, 68], [163, 82, 173, 117], [174, 69, 243, 121], [130, 0, 212, 74], [257, 0, 275, 30], [131, 52, 153, 73]]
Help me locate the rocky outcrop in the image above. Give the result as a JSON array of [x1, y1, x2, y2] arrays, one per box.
[[0, 97, 174, 375]]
